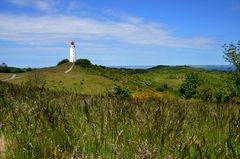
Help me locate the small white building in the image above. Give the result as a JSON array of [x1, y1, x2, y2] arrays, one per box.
[[69, 41, 76, 63]]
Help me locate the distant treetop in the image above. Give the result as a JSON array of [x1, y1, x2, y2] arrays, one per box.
[[75, 59, 92, 66], [0, 62, 7, 67], [223, 41, 240, 71]]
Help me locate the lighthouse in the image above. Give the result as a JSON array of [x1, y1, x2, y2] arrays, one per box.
[[69, 41, 76, 63]]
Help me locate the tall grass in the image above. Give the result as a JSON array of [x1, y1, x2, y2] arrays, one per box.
[[0, 81, 239, 158]]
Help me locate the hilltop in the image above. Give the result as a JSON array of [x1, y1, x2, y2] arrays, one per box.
[[0, 60, 231, 102]]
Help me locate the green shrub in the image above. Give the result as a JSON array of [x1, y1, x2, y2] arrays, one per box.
[[156, 83, 172, 92], [178, 72, 202, 99], [196, 84, 214, 101], [109, 85, 131, 97], [0, 66, 24, 73], [75, 59, 92, 67], [230, 72, 240, 96], [57, 59, 69, 66], [213, 86, 233, 103], [25, 67, 32, 72]]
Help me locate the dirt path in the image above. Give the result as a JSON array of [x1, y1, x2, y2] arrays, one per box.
[[1, 74, 23, 81], [64, 63, 74, 73], [1, 74, 16, 81]]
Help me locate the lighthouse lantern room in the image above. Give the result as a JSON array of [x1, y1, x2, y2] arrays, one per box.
[[69, 41, 76, 63]]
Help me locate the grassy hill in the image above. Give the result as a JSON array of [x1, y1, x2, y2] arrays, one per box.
[[1, 62, 239, 158], [1, 63, 117, 95], [0, 63, 230, 99]]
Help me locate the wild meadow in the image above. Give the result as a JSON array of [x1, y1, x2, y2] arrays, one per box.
[[0, 81, 239, 158], [1, 44, 240, 158]]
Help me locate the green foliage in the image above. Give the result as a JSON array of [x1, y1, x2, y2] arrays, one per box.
[[223, 41, 240, 71], [196, 84, 214, 101], [57, 59, 69, 66], [75, 59, 92, 67], [156, 83, 172, 92], [213, 86, 232, 103], [25, 67, 32, 72], [213, 72, 240, 103], [221, 41, 240, 102], [0, 65, 32, 73], [0, 66, 23, 73], [109, 85, 131, 97], [195, 72, 240, 103], [230, 72, 240, 96], [179, 72, 202, 98]]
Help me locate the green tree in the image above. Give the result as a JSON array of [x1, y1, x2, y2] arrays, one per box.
[[223, 41, 240, 99], [179, 72, 202, 99], [223, 41, 240, 71]]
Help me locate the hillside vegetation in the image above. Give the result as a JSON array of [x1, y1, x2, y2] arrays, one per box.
[[1, 61, 238, 103], [0, 81, 239, 158], [1, 54, 240, 158]]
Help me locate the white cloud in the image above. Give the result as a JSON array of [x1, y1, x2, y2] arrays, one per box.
[[35, 0, 52, 12], [4, 0, 31, 6], [4, 0, 57, 13], [0, 13, 215, 49]]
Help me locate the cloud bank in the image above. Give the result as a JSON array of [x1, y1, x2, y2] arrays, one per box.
[[0, 12, 215, 49]]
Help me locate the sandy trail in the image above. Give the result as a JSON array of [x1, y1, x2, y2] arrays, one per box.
[[64, 63, 74, 73]]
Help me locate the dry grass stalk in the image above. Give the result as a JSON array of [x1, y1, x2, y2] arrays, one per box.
[[0, 134, 6, 158]]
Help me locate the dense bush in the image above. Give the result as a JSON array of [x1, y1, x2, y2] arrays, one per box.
[[75, 59, 92, 67], [179, 72, 202, 98], [156, 83, 172, 92], [109, 85, 131, 97], [196, 84, 213, 101], [0, 65, 32, 73], [0, 66, 24, 73], [213, 72, 240, 103], [213, 86, 233, 103], [194, 71, 240, 103], [57, 59, 69, 66], [230, 72, 240, 96]]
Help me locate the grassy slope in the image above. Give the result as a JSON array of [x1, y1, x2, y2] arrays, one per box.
[[0, 65, 238, 158], [1, 64, 229, 97], [0, 73, 14, 79], [4, 63, 116, 95], [141, 66, 228, 91]]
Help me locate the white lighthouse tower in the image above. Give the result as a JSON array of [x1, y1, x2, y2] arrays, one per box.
[[69, 41, 76, 63]]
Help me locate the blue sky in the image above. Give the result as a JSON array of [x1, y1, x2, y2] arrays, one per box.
[[0, 0, 239, 67]]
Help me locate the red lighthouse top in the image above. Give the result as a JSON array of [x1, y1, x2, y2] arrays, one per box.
[[70, 41, 75, 45]]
